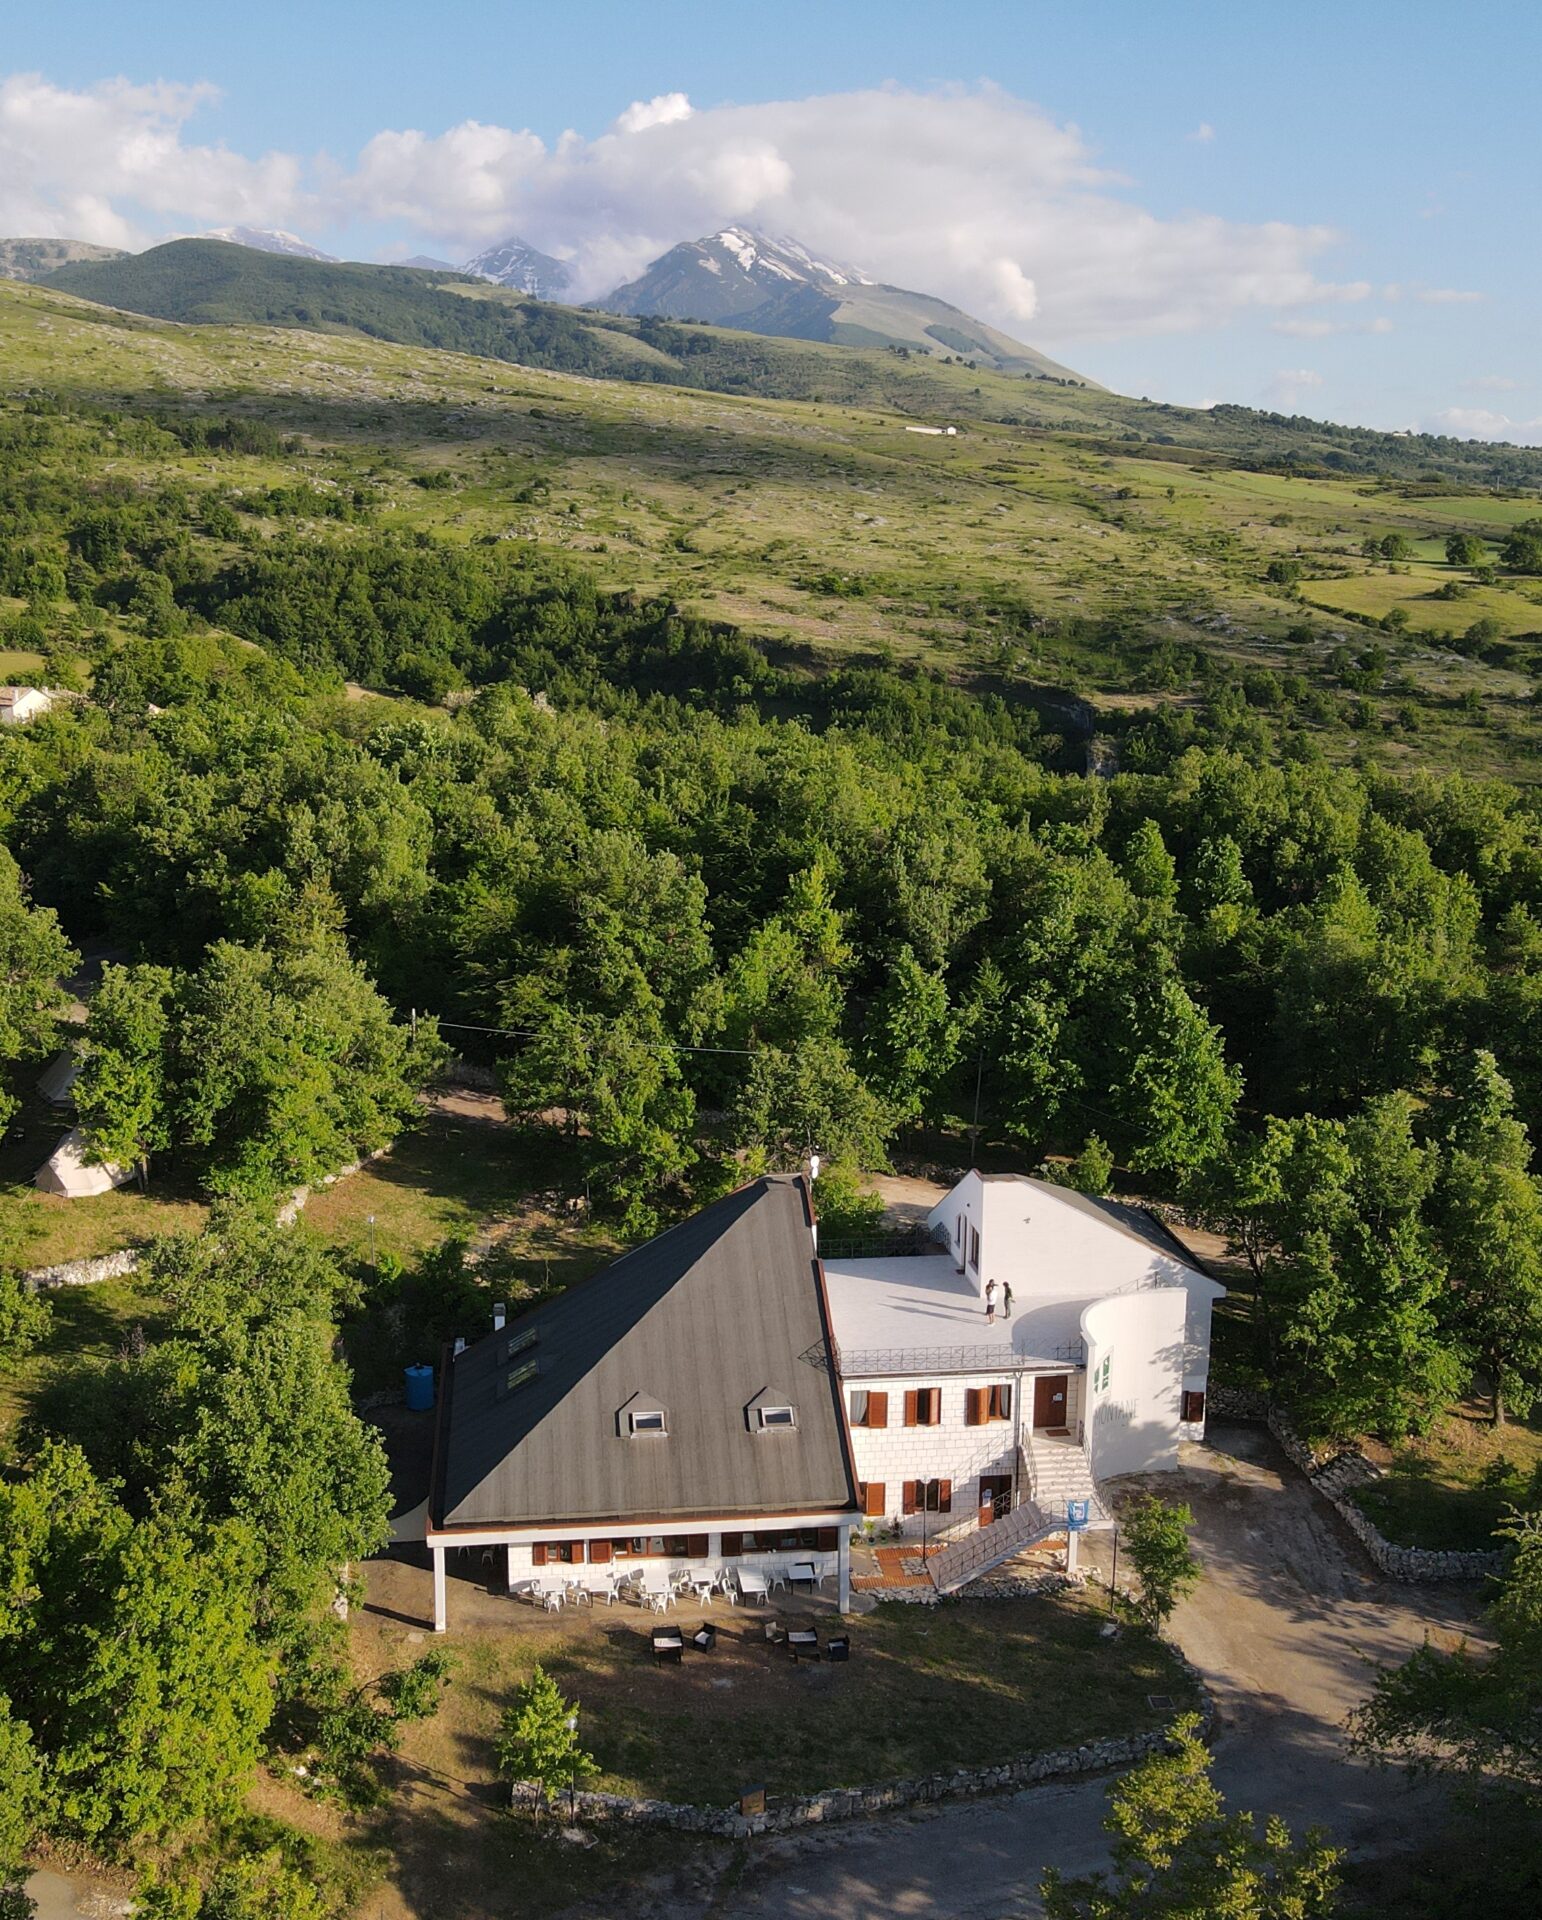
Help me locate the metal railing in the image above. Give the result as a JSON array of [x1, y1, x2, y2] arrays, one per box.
[[832, 1338, 1085, 1377]]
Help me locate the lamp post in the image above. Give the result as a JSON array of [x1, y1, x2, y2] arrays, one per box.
[[566, 1711, 579, 1821], [367, 1213, 377, 1270]]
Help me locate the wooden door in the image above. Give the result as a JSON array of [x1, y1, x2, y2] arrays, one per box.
[[1032, 1373, 1069, 1429]]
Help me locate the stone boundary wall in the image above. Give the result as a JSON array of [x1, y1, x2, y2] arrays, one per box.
[[512, 1702, 1207, 1838], [19, 1147, 391, 1291], [20, 1247, 140, 1292], [1207, 1385, 1506, 1583]]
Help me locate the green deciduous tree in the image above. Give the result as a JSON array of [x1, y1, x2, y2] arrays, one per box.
[[75, 962, 174, 1169], [0, 847, 76, 1136], [1120, 1494, 1201, 1629], [496, 1664, 598, 1821], [1446, 532, 1488, 569], [1432, 1052, 1542, 1424], [1042, 1713, 1340, 1920]]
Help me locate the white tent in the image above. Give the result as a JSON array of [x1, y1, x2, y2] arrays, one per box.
[[34, 1128, 132, 1198], [36, 1046, 81, 1106]]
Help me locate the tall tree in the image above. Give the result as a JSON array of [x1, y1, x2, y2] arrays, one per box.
[[0, 847, 76, 1136]]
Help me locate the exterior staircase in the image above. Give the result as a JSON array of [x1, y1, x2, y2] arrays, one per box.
[[924, 1432, 1110, 1596], [1026, 1431, 1110, 1527], [925, 1494, 1063, 1594]]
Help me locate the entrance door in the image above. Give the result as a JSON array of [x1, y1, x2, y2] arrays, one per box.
[[978, 1473, 1013, 1526], [1032, 1374, 1069, 1431]]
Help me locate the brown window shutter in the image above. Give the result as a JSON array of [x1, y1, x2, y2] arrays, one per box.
[[531, 1543, 547, 1567], [965, 1387, 984, 1426], [572, 1541, 588, 1563], [938, 1479, 952, 1514], [720, 1531, 743, 1556], [903, 1389, 919, 1428], [589, 1539, 612, 1564], [864, 1480, 886, 1517], [814, 1526, 838, 1551], [868, 1390, 888, 1429], [902, 1480, 918, 1515], [926, 1390, 942, 1426], [686, 1533, 709, 1558]]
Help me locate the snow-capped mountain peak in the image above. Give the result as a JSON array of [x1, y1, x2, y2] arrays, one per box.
[[199, 226, 336, 261], [710, 227, 869, 288], [459, 237, 571, 299]]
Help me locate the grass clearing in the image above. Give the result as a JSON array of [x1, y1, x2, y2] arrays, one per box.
[[0, 1271, 169, 1445], [1351, 1404, 1542, 1552], [360, 1564, 1193, 1811]]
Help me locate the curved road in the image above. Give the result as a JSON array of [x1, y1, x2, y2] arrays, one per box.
[[709, 1424, 1482, 1920]]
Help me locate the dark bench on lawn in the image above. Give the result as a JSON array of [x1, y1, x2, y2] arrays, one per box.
[[652, 1626, 685, 1664]]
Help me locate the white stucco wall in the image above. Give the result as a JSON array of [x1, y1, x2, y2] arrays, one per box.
[[926, 1174, 1211, 1305], [1080, 1288, 1188, 1480]]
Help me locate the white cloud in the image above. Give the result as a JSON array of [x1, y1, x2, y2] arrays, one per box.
[[1425, 406, 1542, 446], [1186, 122, 1216, 143], [0, 72, 304, 246], [1263, 367, 1324, 409], [1462, 374, 1520, 392], [614, 92, 693, 135], [1416, 286, 1483, 304], [0, 71, 1370, 342]]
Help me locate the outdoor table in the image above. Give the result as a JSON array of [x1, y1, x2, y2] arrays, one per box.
[[735, 1568, 769, 1603], [788, 1560, 818, 1589]]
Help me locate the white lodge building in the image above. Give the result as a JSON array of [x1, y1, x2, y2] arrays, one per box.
[[420, 1170, 1223, 1629], [824, 1173, 1223, 1569]]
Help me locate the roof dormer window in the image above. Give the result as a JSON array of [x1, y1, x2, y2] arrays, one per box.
[[757, 1405, 797, 1431], [629, 1408, 667, 1436]]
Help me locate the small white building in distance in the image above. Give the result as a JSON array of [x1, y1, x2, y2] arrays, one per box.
[[0, 686, 54, 725], [823, 1170, 1223, 1586]]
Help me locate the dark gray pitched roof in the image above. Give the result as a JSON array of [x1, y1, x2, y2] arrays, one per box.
[[432, 1176, 857, 1531]]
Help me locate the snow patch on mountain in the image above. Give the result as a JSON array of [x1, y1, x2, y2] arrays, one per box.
[[200, 226, 336, 261], [460, 237, 572, 298]]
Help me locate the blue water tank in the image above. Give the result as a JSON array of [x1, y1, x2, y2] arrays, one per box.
[[404, 1364, 435, 1412]]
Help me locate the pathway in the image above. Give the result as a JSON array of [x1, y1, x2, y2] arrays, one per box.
[[706, 1421, 1485, 1920]]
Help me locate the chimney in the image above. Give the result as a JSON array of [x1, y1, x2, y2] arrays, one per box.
[[492, 1302, 506, 1333], [452, 1336, 467, 1359]]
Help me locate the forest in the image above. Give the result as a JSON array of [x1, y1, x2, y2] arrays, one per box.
[[2, 350, 1542, 1911]]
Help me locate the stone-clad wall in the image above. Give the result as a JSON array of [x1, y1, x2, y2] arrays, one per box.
[[21, 1247, 140, 1292], [845, 1372, 1028, 1539], [1208, 1385, 1506, 1583]]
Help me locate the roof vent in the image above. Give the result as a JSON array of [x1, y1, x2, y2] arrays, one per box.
[[492, 1302, 506, 1332], [452, 1336, 467, 1359], [504, 1327, 537, 1361], [505, 1359, 539, 1392]]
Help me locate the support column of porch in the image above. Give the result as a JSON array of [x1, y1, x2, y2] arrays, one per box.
[[837, 1524, 852, 1614], [506, 1543, 519, 1592], [431, 1546, 447, 1633]]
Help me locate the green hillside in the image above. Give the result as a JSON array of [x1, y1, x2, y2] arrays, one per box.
[[4, 272, 1542, 782], [43, 239, 1542, 490]]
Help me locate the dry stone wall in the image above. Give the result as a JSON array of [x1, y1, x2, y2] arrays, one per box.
[[1208, 1385, 1505, 1582], [21, 1247, 140, 1292]]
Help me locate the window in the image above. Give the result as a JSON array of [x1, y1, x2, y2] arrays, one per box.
[[506, 1359, 539, 1391], [955, 1211, 963, 1247], [757, 1405, 796, 1430], [903, 1388, 941, 1427], [902, 1479, 952, 1514], [503, 1327, 537, 1360], [1181, 1389, 1206, 1424], [848, 1389, 888, 1428], [968, 1225, 981, 1272], [966, 1384, 1014, 1425], [629, 1409, 667, 1436]]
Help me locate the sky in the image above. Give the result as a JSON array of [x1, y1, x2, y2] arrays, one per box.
[[1, 0, 1538, 440]]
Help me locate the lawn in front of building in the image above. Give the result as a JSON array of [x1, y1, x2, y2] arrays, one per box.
[[358, 1555, 1193, 1813]]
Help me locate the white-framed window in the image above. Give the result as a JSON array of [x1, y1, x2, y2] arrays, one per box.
[[757, 1405, 797, 1430], [629, 1409, 667, 1436]]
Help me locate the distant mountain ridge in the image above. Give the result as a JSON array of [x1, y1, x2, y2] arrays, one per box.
[[197, 226, 337, 261], [460, 236, 571, 298], [598, 226, 1093, 384], [0, 237, 128, 282]]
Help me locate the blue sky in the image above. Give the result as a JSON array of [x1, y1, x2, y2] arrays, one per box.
[[2, 0, 1537, 438]]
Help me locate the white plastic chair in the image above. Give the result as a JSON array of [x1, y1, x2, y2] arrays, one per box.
[[639, 1577, 674, 1614], [735, 1567, 769, 1604]]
